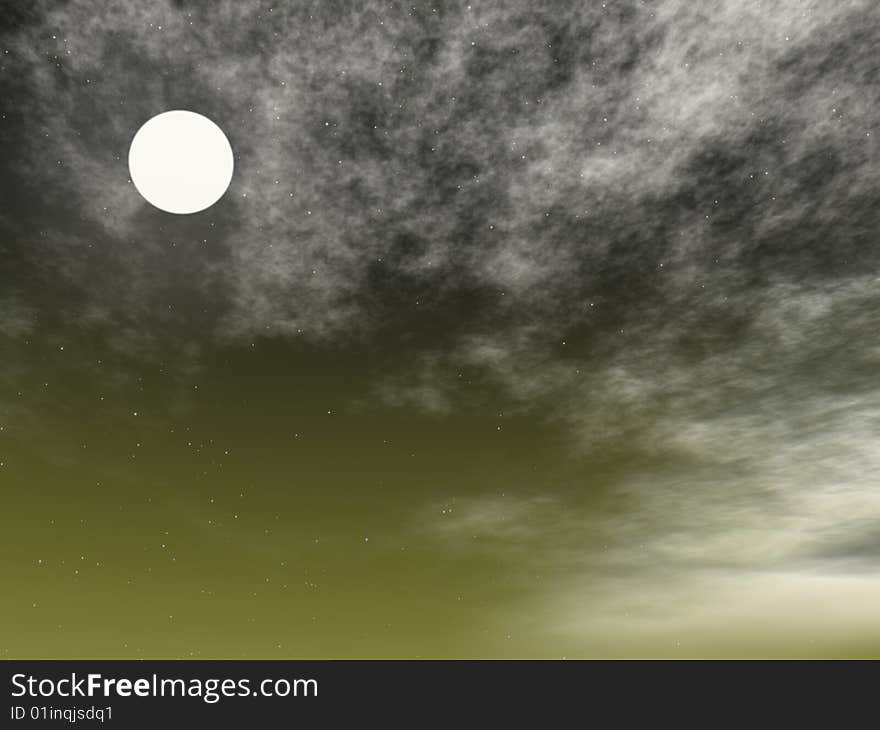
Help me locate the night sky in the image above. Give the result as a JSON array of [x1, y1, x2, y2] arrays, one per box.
[[2, 0, 880, 658]]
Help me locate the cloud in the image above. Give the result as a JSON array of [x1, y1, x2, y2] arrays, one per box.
[[4, 0, 877, 348], [418, 380, 880, 652], [0, 296, 36, 339]]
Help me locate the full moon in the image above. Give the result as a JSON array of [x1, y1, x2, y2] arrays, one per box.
[[128, 110, 234, 214]]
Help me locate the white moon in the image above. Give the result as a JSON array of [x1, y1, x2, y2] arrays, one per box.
[[128, 110, 234, 215]]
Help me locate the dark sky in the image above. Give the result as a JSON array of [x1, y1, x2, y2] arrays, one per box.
[[1, 0, 880, 657]]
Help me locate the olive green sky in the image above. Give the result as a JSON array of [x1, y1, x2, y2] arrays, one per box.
[[2, 0, 880, 658]]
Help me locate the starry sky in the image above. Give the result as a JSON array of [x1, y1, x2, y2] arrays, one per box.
[[2, 0, 880, 658]]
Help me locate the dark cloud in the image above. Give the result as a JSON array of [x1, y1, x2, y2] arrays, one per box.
[[800, 520, 880, 569]]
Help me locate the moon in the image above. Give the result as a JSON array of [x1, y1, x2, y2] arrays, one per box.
[[128, 110, 234, 215]]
